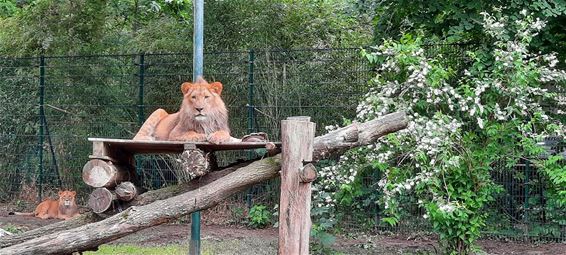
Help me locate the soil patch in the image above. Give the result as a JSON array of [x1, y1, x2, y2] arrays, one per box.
[[1, 205, 564, 255]]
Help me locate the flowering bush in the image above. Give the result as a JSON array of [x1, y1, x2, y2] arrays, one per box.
[[312, 11, 565, 254]]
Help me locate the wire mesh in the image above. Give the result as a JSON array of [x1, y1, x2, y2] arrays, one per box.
[[0, 46, 563, 242]]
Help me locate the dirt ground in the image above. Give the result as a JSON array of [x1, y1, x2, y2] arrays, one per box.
[[0, 204, 565, 255]]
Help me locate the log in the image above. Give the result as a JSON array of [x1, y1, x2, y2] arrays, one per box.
[[278, 116, 316, 255], [299, 163, 317, 183], [82, 159, 131, 188], [0, 112, 408, 254], [179, 146, 212, 180], [0, 160, 253, 248], [115, 182, 139, 202], [313, 111, 407, 161], [0, 156, 282, 255], [88, 188, 115, 214]]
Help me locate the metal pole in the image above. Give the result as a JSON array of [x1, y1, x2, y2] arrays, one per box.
[[524, 160, 530, 241], [137, 53, 145, 126], [135, 53, 145, 186], [247, 49, 255, 134], [37, 55, 45, 202], [190, 0, 203, 254], [246, 49, 255, 209]]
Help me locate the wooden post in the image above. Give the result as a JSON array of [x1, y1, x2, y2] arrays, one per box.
[[278, 116, 316, 255]]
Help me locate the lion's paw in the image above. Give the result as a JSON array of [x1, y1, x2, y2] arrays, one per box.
[[207, 132, 231, 144], [171, 132, 206, 142]]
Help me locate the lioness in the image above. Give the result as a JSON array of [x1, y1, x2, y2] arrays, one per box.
[[9, 190, 80, 220], [133, 76, 233, 144]]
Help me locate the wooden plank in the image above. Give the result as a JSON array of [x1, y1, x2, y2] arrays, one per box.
[[87, 138, 281, 154], [278, 116, 315, 255]]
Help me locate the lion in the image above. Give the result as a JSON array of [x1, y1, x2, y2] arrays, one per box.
[[9, 190, 80, 220], [133, 76, 234, 144]]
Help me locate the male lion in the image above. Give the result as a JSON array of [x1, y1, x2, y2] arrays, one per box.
[[134, 77, 233, 144], [9, 190, 80, 220]]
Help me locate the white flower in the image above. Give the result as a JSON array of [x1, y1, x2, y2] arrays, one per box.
[[477, 117, 484, 129], [439, 203, 456, 213], [520, 9, 527, 16]]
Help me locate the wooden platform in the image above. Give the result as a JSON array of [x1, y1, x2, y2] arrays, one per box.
[[88, 138, 281, 155]]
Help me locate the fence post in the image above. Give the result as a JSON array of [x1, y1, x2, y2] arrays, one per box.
[[524, 160, 530, 241], [246, 49, 255, 209], [247, 49, 255, 134], [37, 55, 45, 202], [137, 53, 145, 126]]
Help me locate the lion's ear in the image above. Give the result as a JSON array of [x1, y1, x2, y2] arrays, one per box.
[[71, 191, 76, 196], [209, 82, 223, 95], [58, 191, 63, 196], [181, 82, 192, 94]]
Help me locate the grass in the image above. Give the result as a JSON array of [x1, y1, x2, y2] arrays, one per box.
[[84, 239, 278, 255], [84, 244, 189, 255]]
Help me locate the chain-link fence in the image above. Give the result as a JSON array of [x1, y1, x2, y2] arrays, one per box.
[[0, 46, 564, 242]]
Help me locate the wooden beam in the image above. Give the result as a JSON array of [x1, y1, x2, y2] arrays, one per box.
[[87, 138, 281, 154]]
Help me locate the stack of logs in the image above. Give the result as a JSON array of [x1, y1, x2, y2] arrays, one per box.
[[82, 159, 139, 213]]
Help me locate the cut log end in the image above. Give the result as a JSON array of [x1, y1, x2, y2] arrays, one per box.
[[115, 182, 139, 202], [88, 188, 115, 214], [299, 163, 317, 183], [179, 149, 210, 179], [82, 159, 131, 188]]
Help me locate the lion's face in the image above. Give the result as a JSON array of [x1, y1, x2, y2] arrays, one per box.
[[180, 78, 227, 123], [58, 190, 76, 207]]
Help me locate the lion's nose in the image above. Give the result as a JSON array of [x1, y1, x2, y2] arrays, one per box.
[[195, 107, 203, 112]]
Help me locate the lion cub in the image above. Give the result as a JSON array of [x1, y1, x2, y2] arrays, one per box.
[[9, 190, 80, 220]]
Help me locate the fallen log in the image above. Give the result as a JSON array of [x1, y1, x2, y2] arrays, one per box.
[[0, 160, 251, 248], [0, 156, 282, 255], [0, 112, 407, 254]]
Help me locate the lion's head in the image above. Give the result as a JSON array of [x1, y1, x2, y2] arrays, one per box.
[[58, 190, 77, 208], [179, 77, 229, 134]]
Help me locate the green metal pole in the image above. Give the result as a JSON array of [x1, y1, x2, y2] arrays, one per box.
[[37, 55, 45, 202], [246, 49, 255, 209], [247, 49, 255, 134], [137, 53, 145, 126], [190, 0, 204, 254], [135, 53, 145, 184], [524, 160, 530, 241]]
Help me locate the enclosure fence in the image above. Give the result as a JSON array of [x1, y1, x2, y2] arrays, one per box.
[[0, 46, 564, 242]]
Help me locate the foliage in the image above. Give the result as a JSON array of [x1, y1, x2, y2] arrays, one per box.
[[312, 11, 565, 254], [0, 0, 371, 55], [539, 155, 566, 207], [247, 204, 272, 229], [358, 0, 566, 64], [310, 223, 339, 254]]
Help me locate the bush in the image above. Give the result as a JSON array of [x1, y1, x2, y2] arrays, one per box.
[[247, 204, 272, 229], [312, 11, 566, 254]]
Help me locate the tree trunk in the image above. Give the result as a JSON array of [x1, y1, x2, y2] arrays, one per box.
[[0, 112, 407, 254]]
